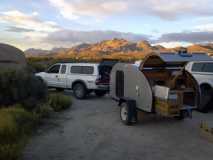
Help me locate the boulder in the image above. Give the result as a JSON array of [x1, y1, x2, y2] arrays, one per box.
[[0, 43, 27, 70]]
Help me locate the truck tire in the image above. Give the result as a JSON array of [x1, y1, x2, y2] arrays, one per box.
[[198, 86, 212, 113], [73, 83, 87, 99], [120, 100, 137, 125], [95, 90, 106, 97]]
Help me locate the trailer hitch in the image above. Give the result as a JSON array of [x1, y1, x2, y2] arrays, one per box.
[[181, 106, 194, 119]]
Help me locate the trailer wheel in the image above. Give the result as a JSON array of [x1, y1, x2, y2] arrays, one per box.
[[120, 100, 137, 125], [120, 102, 131, 125]]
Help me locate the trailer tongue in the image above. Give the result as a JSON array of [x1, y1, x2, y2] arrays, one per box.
[[110, 52, 200, 125]]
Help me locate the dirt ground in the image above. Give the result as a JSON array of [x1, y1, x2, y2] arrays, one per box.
[[23, 92, 213, 160]]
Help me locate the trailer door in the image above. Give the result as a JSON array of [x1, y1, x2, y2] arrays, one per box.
[[116, 70, 124, 97]]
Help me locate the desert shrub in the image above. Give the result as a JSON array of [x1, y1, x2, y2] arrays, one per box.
[[0, 143, 23, 160], [48, 93, 72, 112], [0, 107, 38, 160], [35, 103, 53, 118], [7, 106, 38, 134], [27, 62, 47, 73], [0, 107, 37, 144], [0, 70, 48, 110]]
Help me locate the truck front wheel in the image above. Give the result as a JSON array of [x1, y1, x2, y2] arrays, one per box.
[[73, 83, 87, 99]]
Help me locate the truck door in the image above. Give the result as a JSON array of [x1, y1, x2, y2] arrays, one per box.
[[46, 64, 61, 87], [57, 64, 67, 88]]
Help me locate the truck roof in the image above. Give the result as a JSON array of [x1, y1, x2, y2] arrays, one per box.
[[56, 63, 99, 66]]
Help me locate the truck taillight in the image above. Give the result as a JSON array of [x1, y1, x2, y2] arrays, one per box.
[[96, 75, 102, 85]]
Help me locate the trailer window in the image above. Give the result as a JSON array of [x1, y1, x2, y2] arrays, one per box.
[[192, 63, 204, 72], [116, 71, 124, 97]]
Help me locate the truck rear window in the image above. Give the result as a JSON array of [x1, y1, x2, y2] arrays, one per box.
[[71, 66, 94, 74]]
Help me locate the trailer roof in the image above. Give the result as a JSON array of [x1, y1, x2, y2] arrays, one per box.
[[140, 52, 213, 69]]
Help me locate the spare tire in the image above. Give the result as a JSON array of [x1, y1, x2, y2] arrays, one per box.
[[198, 85, 213, 112]]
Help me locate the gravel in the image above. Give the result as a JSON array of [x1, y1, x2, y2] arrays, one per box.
[[23, 92, 213, 160]]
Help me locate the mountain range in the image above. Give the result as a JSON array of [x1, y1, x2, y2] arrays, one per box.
[[25, 39, 213, 60]]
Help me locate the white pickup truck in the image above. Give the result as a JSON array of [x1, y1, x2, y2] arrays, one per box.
[[36, 62, 116, 99], [185, 61, 213, 112]]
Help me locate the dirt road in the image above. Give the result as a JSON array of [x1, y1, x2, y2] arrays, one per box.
[[23, 92, 213, 160]]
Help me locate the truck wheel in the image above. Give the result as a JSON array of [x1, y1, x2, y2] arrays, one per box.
[[120, 102, 131, 125], [198, 86, 212, 113], [73, 83, 87, 99], [95, 90, 106, 97]]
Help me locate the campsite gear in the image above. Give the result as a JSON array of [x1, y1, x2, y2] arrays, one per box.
[[200, 121, 213, 143], [110, 52, 209, 125]]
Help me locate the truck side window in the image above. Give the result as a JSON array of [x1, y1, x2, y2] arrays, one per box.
[[61, 65, 67, 74], [47, 65, 60, 74], [203, 63, 213, 73], [191, 63, 204, 72], [82, 66, 94, 74], [71, 66, 94, 74]]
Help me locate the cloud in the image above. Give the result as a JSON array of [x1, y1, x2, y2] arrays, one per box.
[[0, 10, 62, 49], [195, 23, 213, 32], [135, 0, 213, 20], [48, 0, 213, 20], [157, 31, 213, 43], [155, 42, 193, 48], [48, 0, 128, 20], [0, 10, 60, 32], [44, 29, 150, 46], [5, 26, 35, 32]]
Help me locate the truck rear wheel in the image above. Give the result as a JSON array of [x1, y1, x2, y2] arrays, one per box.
[[73, 83, 87, 99]]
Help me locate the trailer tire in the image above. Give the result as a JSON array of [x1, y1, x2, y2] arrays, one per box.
[[120, 100, 137, 125], [120, 102, 131, 125]]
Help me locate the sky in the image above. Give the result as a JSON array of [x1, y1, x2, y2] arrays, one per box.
[[0, 0, 213, 50]]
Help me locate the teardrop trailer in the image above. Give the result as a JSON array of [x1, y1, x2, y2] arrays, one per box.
[[110, 52, 203, 125]]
